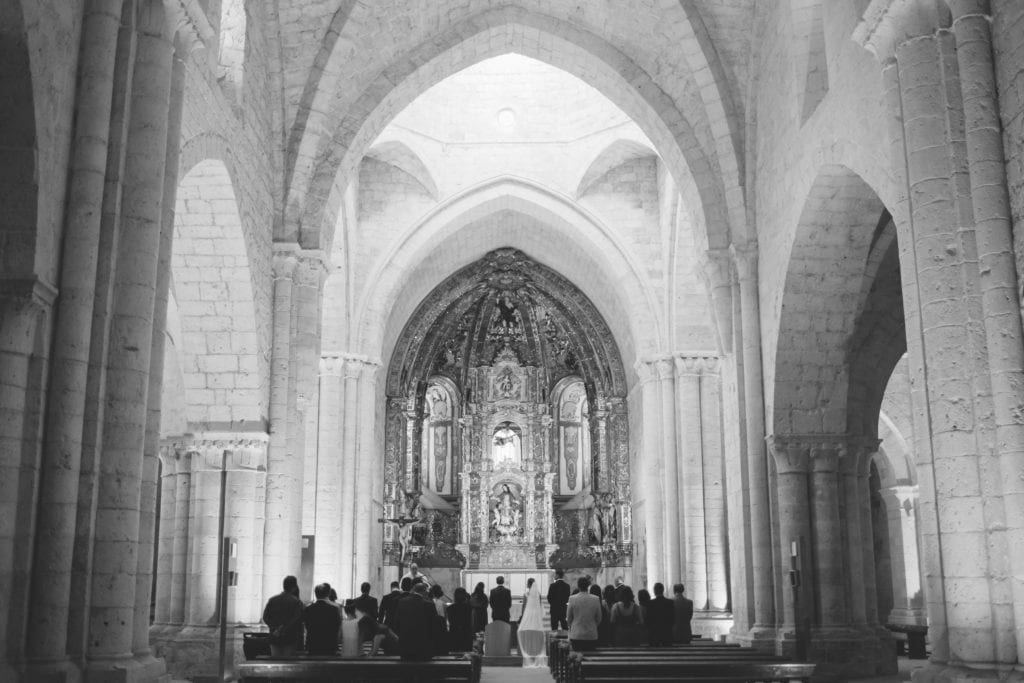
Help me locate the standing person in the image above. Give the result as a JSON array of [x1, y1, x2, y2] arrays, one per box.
[[610, 586, 646, 646], [637, 588, 652, 623], [469, 582, 490, 633], [262, 575, 304, 657], [378, 581, 402, 626], [429, 584, 450, 655], [646, 583, 676, 646], [489, 576, 512, 623], [353, 581, 378, 619], [447, 587, 474, 652], [613, 576, 628, 603], [339, 600, 362, 658], [517, 578, 547, 667], [672, 583, 694, 644], [546, 568, 570, 631], [566, 576, 602, 652], [590, 584, 611, 646], [304, 583, 342, 655], [393, 583, 436, 660]]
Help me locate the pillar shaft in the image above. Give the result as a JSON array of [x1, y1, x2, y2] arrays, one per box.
[[314, 357, 344, 581], [766, 437, 811, 635], [353, 362, 380, 592], [86, 2, 174, 669], [675, 358, 706, 608], [700, 364, 729, 611], [840, 449, 867, 626], [656, 358, 680, 583], [168, 451, 193, 625], [809, 445, 844, 628], [635, 361, 663, 586]]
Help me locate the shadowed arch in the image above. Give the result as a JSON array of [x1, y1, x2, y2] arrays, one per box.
[[576, 139, 658, 199], [771, 164, 888, 435], [365, 140, 438, 200], [285, 6, 736, 255]]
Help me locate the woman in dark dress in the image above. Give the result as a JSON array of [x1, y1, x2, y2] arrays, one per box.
[[469, 582, 489, 634], [590, 583, 610, 646], [447, 587, 474, 651]]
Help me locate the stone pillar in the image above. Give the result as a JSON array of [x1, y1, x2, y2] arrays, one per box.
[[766, 435, 811, 648], [700, 361, 730, 615], [168, 448, 194, 627], [656, 357, 681, 584], [0, 280, 53, 681], [21, 1, 125, 677], [857, 446, 885, 633], [314, 355, 344, 581], [881, 484, 925, 626], [85, 2, 174, 677], [839, 447, 868, 628], [808, 442, 845, 631], [262, 246, 299, 600], [353, 360, 381, 593], [675, 357, 706, 608], [337, 357, 363, 596], [634, 361, 663, 586], [733, 244, 775, 644], [856, 5, 1018, 672], [154, 444, 180, 627]]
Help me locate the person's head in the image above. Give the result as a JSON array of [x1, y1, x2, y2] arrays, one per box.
[[555, 568, 564, 579], [409, 563, 419, 574], [603, 585, 615, 603], [411, 583, 429, 599], [474, 581, 485, 595], [614, 576, 624, 587], [361, 582, 371, 595], [314, 583, 331, 600], [328, 588, 338, 603], [653, 582, 665, 597], [638, 588, 651, 606], [526, 578, 534, 589], [390, 581, 400, 592], [430, 584, 444, 599], [411, 577, 424, 587], [343, 599, 356, 618], [673, 583, 685, 595], [283, 575, 299, 595], [400, 577, 413, 592], [589, 584, 601, 598], [454, 587, 469, 604], [577, 576, 590, 592], [496, 576, 504, 586], [619, 586, 634, 605]]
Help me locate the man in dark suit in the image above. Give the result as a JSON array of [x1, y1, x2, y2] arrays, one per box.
[[646, 582, 676, 645], [489, 575, 512, 623], [393, 583, 436, 660], [303, 583, 341, 655], [547, 568, 570, 630], [353, 581, 378, 620], [378, 580, 402, 626], [672, 583, 694, 644], [262, 575, 304, 657]]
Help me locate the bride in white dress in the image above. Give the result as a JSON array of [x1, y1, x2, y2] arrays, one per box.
[[517, 578, 547, 668]]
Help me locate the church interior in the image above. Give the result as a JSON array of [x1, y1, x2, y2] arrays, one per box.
[[3, 0, 1024, 681]]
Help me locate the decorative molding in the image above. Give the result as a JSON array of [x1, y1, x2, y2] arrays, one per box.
[[170, 431, 270, 472]]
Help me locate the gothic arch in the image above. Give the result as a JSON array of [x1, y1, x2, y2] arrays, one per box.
[[575, 139, 658, 199], [365, 140, 438, 200], [350, 178, 662, 380], [284, 4, 738, 255]]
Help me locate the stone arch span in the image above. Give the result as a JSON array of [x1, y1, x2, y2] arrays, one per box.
[[344, 179, 661, 383], [286, 5, 737, 254]]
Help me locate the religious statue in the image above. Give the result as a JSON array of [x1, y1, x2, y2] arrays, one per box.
[[490, 483, 522, 542], [586, 492, 618, 545], [492, 424, 520, 467], [393, 490, 426, 562]]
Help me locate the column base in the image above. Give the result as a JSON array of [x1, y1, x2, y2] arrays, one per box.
[[154, 624, 252, 681], [803, 626, 896, 679], [691, 610, 734, 641], [21, 658, 83, 683], [911, 663, 1024, 682], [83, 654, 168, 683], [731, 625, 777, 652]]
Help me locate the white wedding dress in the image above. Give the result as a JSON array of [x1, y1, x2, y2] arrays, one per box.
[[516, 584, 547, 668]]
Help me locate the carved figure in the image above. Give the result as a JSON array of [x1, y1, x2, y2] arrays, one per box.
[[599, 493, 618, 544], [492, 424, 520, 467], [490, 484, 522, 542]]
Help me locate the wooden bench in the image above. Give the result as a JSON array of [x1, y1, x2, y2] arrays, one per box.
[[551, 642, 748, 682], [568, 658, 816, 682], [237, 653, 481, 682]]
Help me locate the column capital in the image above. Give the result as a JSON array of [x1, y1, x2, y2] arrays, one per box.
[[853, 0, 951, 63], [888, 483, 919, 506], [272, 244, 298, 280], [634, 359, 658, 385], [766, 433, 850, 474], [674, 354, 719, 376], [655, 357, 675, 380], [730, 242, 759, 282], [295, 249, 328, 287], [0, 278, 58, 352], [698, 248, 735, 288], [176, 431, 270, 471], [319, 354, 344, 375]]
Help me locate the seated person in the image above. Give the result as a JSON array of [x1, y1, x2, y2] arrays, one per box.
[[303, 583, 341, 655]]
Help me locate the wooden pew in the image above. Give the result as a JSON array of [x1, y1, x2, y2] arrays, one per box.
[[551, 642, 748, 682], [237, 653, 481, 682], [567, 658, 816, 682]]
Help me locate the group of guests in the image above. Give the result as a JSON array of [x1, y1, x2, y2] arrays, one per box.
[[546, 569, 694, 652]]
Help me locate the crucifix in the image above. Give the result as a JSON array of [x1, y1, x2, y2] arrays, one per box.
[[377, 490, 425, 576]]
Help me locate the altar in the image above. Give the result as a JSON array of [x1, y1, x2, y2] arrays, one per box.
[[381, 250, 634, 586]]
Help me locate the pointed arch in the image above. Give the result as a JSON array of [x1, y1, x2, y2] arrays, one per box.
[[365, 140, 438, 200], [576, 139, 658, 199]]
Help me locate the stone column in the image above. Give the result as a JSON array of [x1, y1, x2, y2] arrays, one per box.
[[732, 244, 774, 644], [262, 246, 299, 600], [314, 355, 344, 581], [22, 0, 125, 676], [881, 485, 925, 626], [168, 448, 194, 627], [766, 435, 811, 649], [154, 444, 180, 627], [0, 280, 53, 681], [353, 360, 381, 592], [656, 357, 681, 583], [675, 357, 706, 607], [85, 2, 174, 676], [634, 360, 663, 586], [699, 362, 729, 615], [808, 442, 845, 631], [839, 446, 868, 628], [857, 446, 884, 633], [337, 357, 363, 595]]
